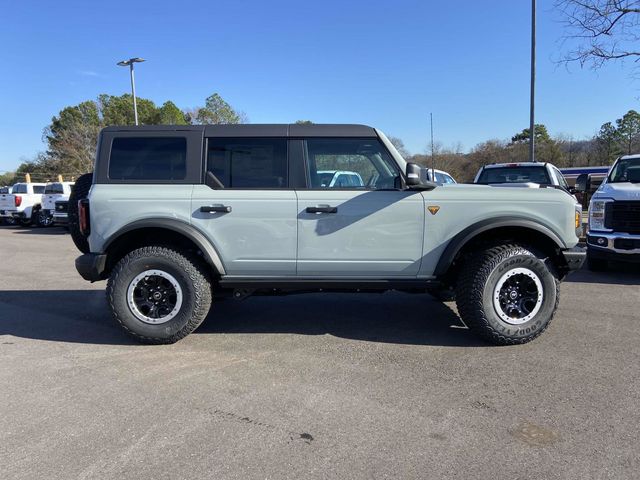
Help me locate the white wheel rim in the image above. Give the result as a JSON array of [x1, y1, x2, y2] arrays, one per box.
[[127, 269, 183, 325], [493, 267, 544, 325]]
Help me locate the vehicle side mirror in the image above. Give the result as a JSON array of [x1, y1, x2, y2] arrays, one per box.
[[574, 173, 591, 193], [406, 163, 422, 186]]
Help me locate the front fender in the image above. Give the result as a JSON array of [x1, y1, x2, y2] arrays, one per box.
[[433, 216, 567, 276]]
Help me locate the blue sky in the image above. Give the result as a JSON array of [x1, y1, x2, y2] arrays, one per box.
[[0, 0, 636, 172]]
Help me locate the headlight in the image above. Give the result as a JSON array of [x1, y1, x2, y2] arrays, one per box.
[[575, 206, 582, 236], [588, 199, 612, 231]]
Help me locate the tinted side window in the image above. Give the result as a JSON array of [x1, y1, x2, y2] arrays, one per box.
[[109, 137, 187, 180], [12, 184, 27, 194], [207, 138, 288, 188], [305, 138, 400, 190], [33, 186, 45, 194]]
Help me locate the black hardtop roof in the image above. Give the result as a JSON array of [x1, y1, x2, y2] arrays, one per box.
[[101, 124, 377, 137]]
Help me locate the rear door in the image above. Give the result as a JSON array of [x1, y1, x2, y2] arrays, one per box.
[[191, 137, 298, 276], [296, 137, 425, 276]]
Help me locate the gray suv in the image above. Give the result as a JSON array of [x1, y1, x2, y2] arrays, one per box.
[[74, 124, 585, 345]]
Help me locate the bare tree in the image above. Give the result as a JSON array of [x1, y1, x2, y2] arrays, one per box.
[[557, 0, 640, 72]]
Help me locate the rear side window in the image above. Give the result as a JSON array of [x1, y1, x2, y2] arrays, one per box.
[[109, 137, 187, 180], [33, 186, 45, 194], [12, 184, 27, 194], [207, 138, 288, 188]]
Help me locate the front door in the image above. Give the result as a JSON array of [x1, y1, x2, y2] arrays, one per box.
[[191, 137, 297, 276], [296, 137, 425, 276]]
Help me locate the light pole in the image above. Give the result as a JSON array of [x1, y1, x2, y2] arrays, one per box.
[[117, 57, 145, 125], [529, 0, 536, 162]]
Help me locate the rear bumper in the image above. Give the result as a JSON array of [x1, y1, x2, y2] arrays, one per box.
[[75, 253, 107, 282], [53, 213, 68, 225], [561, 246, 586, 271]]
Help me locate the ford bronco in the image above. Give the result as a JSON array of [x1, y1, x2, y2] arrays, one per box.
[[73, 124, 585, 345]]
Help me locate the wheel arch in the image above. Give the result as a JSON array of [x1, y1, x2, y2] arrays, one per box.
[[434, 217, 568, 279], [102, 219, 226, 277]]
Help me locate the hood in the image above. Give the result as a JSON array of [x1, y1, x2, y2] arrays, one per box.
[[594, 181, 640, 201]]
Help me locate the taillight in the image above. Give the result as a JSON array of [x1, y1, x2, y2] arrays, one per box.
[[79, 199, 90, 235], [14, 195, 22, 207]]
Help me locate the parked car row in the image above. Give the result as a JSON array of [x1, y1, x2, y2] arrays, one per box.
[[0, 181, 74, 227]]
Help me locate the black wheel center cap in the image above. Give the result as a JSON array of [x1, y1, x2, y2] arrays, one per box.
[[509, 290, 518, 300], [152, 291, 162, 301]]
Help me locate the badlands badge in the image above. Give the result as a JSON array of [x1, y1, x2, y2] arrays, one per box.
[[427, 206, 440, 215]]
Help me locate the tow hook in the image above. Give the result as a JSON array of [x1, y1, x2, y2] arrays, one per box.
[[232, 288, 255, 300]]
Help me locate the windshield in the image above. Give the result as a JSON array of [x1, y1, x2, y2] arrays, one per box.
[[435, 172, 455, 184], [477, 166, 551, 184], [608, 157, 640, 183]]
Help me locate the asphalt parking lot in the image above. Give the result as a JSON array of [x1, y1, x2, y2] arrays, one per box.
[[1, 225, 639, 480]]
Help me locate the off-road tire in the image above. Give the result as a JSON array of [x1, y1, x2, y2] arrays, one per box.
[[586, 251, 608, 272], [107, 246, 212, 344], [455, 244, 559, 346], [68, 173, 92, 253]]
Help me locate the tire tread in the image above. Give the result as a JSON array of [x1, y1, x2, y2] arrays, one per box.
[[455, 244, 559, 346], [107, 246, 212, 344]]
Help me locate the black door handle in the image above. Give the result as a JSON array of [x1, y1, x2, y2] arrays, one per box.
[[306, 205, 337, 214], [200, 205, 232, 213]]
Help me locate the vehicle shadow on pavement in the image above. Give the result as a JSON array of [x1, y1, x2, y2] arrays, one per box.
[[566, 265, 640, 285], [9, 226, 68, 235], [0, 290, 487, 347], [0, 290, 136, 345], [200, 292, 488, 348]]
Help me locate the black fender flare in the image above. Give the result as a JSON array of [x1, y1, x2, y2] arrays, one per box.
[[103, 218, 226, 275], [433, 216, 567, 276]]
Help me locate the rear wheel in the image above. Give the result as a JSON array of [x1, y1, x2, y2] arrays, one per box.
[[68, 173, 92, 253], [37, 210, 53, 227], [455, 244, 559, 345], [19, 212, 34, 227], [107, 246, 212, 344]]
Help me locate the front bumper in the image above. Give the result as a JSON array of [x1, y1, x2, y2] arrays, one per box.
[[587, 231, 640, 254], [75, 253, 107, 282], [561, 246, 586, 271]]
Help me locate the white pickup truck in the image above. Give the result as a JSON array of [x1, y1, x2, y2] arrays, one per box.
[[583, 154, 640, 270], [0, 182, 46, 226], [474, 162, 573, 193], [41, 182, 74, 227]]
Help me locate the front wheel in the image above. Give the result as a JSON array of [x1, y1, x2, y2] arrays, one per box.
[[107, 246, 212, 344], [455, 244, 559, 345]]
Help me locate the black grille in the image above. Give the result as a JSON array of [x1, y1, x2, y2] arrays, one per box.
[[605, 201, 640, 234], [613, 238, 640, 250], [55, 201, 68, 213]]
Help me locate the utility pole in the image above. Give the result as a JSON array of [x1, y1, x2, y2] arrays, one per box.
[[430, 113, 435, 181], [117, 58, 146, 125], [529, 0, 536, 162]]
